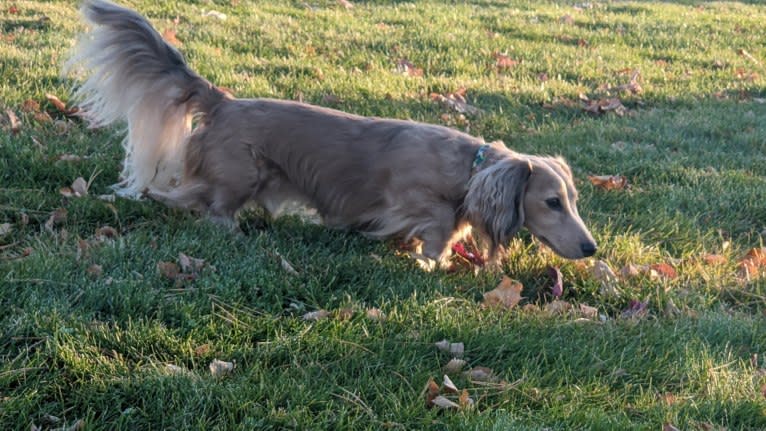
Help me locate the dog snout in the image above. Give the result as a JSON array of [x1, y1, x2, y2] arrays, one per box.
[[580, 241, 597, 257]]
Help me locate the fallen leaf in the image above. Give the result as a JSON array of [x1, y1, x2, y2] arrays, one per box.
[[396, 58, 423, 77], [663, 424, 680, 431], [544, 299, 572, 314], [432, 395, 460, 409], [592, 260, 621, 297], [482, 276, 524, 309], [178, 252, 205, 273], [202, 10, 227, 20], [621, 299, 649, 319], [494, 52, 519, 70], [97, 194, 116, 202], [157, 261, 180, 280], [738, 247, 766, 278], [162, 28, 182, 46], [582, 97, 628, 116], [702, 254, 726, 265], [194, 344, 211, 356], [21, 99, 40, 113], [425, 377, 440, 406], [442, 374, 459, 394], [560, 14, 574, 25], [57, 154, 83, 162], [579, 303, 599, 319], [435, 339, 465, 358], [430, 87, 483, 116], [650, 263, 677, 279], [302, 310, 330, 321], [737, 48, 761, 66], [45, 93, 79, 116], [95, 225, 118, 240], [465, 366, 496, 382], [365, 307, 385, 321], [5, 109, 21, 134], [443, 358, 467, 374], [0, 223, 11, 237], [620, 263, 641, 278], [459, 389, 474, 408], [44, 207, 67, 232], [337, 307, 354, 321], [87, 264, 103, 277], [588, 174, 628, 190], [615, 69, 643, 94], [547, 266, 563, 297], [337, 0, 354, 9], [277, 252, 299, 276], [209, 359, 234, 377]]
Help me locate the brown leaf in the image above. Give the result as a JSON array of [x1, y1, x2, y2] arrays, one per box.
[[425, 377, 440, 407], [95, 226, 118, 240], [621, 299, 649, 319], [162, 28, 182, 46], [178, 252, 205, 273], [442, 374, 459, 394], [737, 48, 761, 66], [465, 366, 496, 382], [302, 310, 330, 321], [443, 358, 467, 374], [45, 93, 79, 116], [578, 303, 599, 319], [432, 395, 460, 409], [209, 358, 234, 377], [365, 307, 385, 322], [663, 424, 680, 431], [87, 264, 103, 277], [582, 97, 628, 116], [650, 263, 677, 279], [702, 254, 727, 265], [20, 99, 40, 113], [588, 174, 628, 190], [459, 389, 474, 408], [435, 339, 465, 358], [738, 247, 766, 278], [276, 252, 299, 276], [482, 276, 524, 309], [5, 109, 21, 134], [396, 58, 423, 77], [336, 307, 354, 321], [494, 52, 519, 70], [430, 88, 483, 116], [337, 0, 354, 9], [44, 208, 68, 232], [544, 299, 572, 314], [194, 344, 211, 356], [592, 260, 621, 297], [560, 14, 575, 25], [158, 261, 180, 280]]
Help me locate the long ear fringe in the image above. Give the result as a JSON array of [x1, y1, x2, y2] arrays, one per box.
[[462, 158, 531, 258]]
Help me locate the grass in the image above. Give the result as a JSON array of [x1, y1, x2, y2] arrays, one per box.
[[2, 0, 766, 429]]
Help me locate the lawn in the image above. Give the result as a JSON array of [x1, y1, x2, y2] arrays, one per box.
[[2, 0, 766, 429]]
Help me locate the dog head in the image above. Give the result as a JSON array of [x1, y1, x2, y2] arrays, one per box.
[[464, 154, 596, 259]]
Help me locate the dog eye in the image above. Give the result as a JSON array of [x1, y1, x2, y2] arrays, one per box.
[[545, 198, 563, 211]]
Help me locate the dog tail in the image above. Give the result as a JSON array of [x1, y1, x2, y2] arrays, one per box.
[[65, 0, 228, 198]]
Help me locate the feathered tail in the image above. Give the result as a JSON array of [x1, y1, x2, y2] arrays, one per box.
[[65, 0, 227, 198]]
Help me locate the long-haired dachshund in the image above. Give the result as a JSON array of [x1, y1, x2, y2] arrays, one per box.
[[66, 0, 597, 269]]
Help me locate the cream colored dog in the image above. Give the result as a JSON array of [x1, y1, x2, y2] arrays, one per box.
[[67, 0, 597, 269]]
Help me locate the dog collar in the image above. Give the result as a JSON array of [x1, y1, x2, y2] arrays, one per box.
[[472, 144, 490, 173]]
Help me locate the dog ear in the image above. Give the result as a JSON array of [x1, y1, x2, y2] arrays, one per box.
[[464, 158, 532, 257]]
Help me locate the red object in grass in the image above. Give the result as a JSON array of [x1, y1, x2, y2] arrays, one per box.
[[452, 242, 485, 266]]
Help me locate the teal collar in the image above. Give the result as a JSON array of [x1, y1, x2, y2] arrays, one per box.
[[472, 144, 490, 174]]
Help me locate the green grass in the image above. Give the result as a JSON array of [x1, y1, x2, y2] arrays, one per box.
[[2, 0, 766, 429]]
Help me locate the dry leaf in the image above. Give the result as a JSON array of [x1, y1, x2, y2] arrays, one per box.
[[21, 99, 40, 113], [302, 310, 330, 321], [615, 69, 643, 94], [337, 307, 354, 321], [202, 10, 227, 20], [44, 208, 68, 232], [494, 52, 519, 70], [547, 266, 563, 297], [663, 424, 680, 431], [6, 109, 21, 134], [592, 260, 621, 297], [95, 225, 118, 240], [162, 28, 182, 46], [194, 344, 211, 356], [443, 358, 467, 374], [87, 264, 103, 277], [430, 87, 483, 116], [179, 252, 205, 273], [650, 263, 677, 279], [337, 0, 354, 9], [442, 374, 459, 394], [664, 298, 681, 317], [277, 252, 299, 276], [621, 299, 649, 319], [588, 175, 628, 190], [425, 377, 440, 407], [482, 276, 524, 309], [0, 223, 11, 237], [582, 97, 628, 116], [737, 48, 761, 66], [465, 366, 496, 382], [544, 299, 572, 314], [620, 263, 641, 278], [157, 261, 180, 280], [459, 389, 474, 408], [738, 247, 766, 278], [702, 254, 726, 265], [45, 93, 79, 116], [365, 307, 385, 321], [396, 58, 423, 77], [432, 395, 460, 409], [97, 194, 115, 202], [209, 359, 234, 377], [579, 303, 598, 319], [435, 339, 465, 358], [560, 14, 574, 25]]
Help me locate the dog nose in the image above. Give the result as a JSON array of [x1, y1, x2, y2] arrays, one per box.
[[581, 242, 597, 257]]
